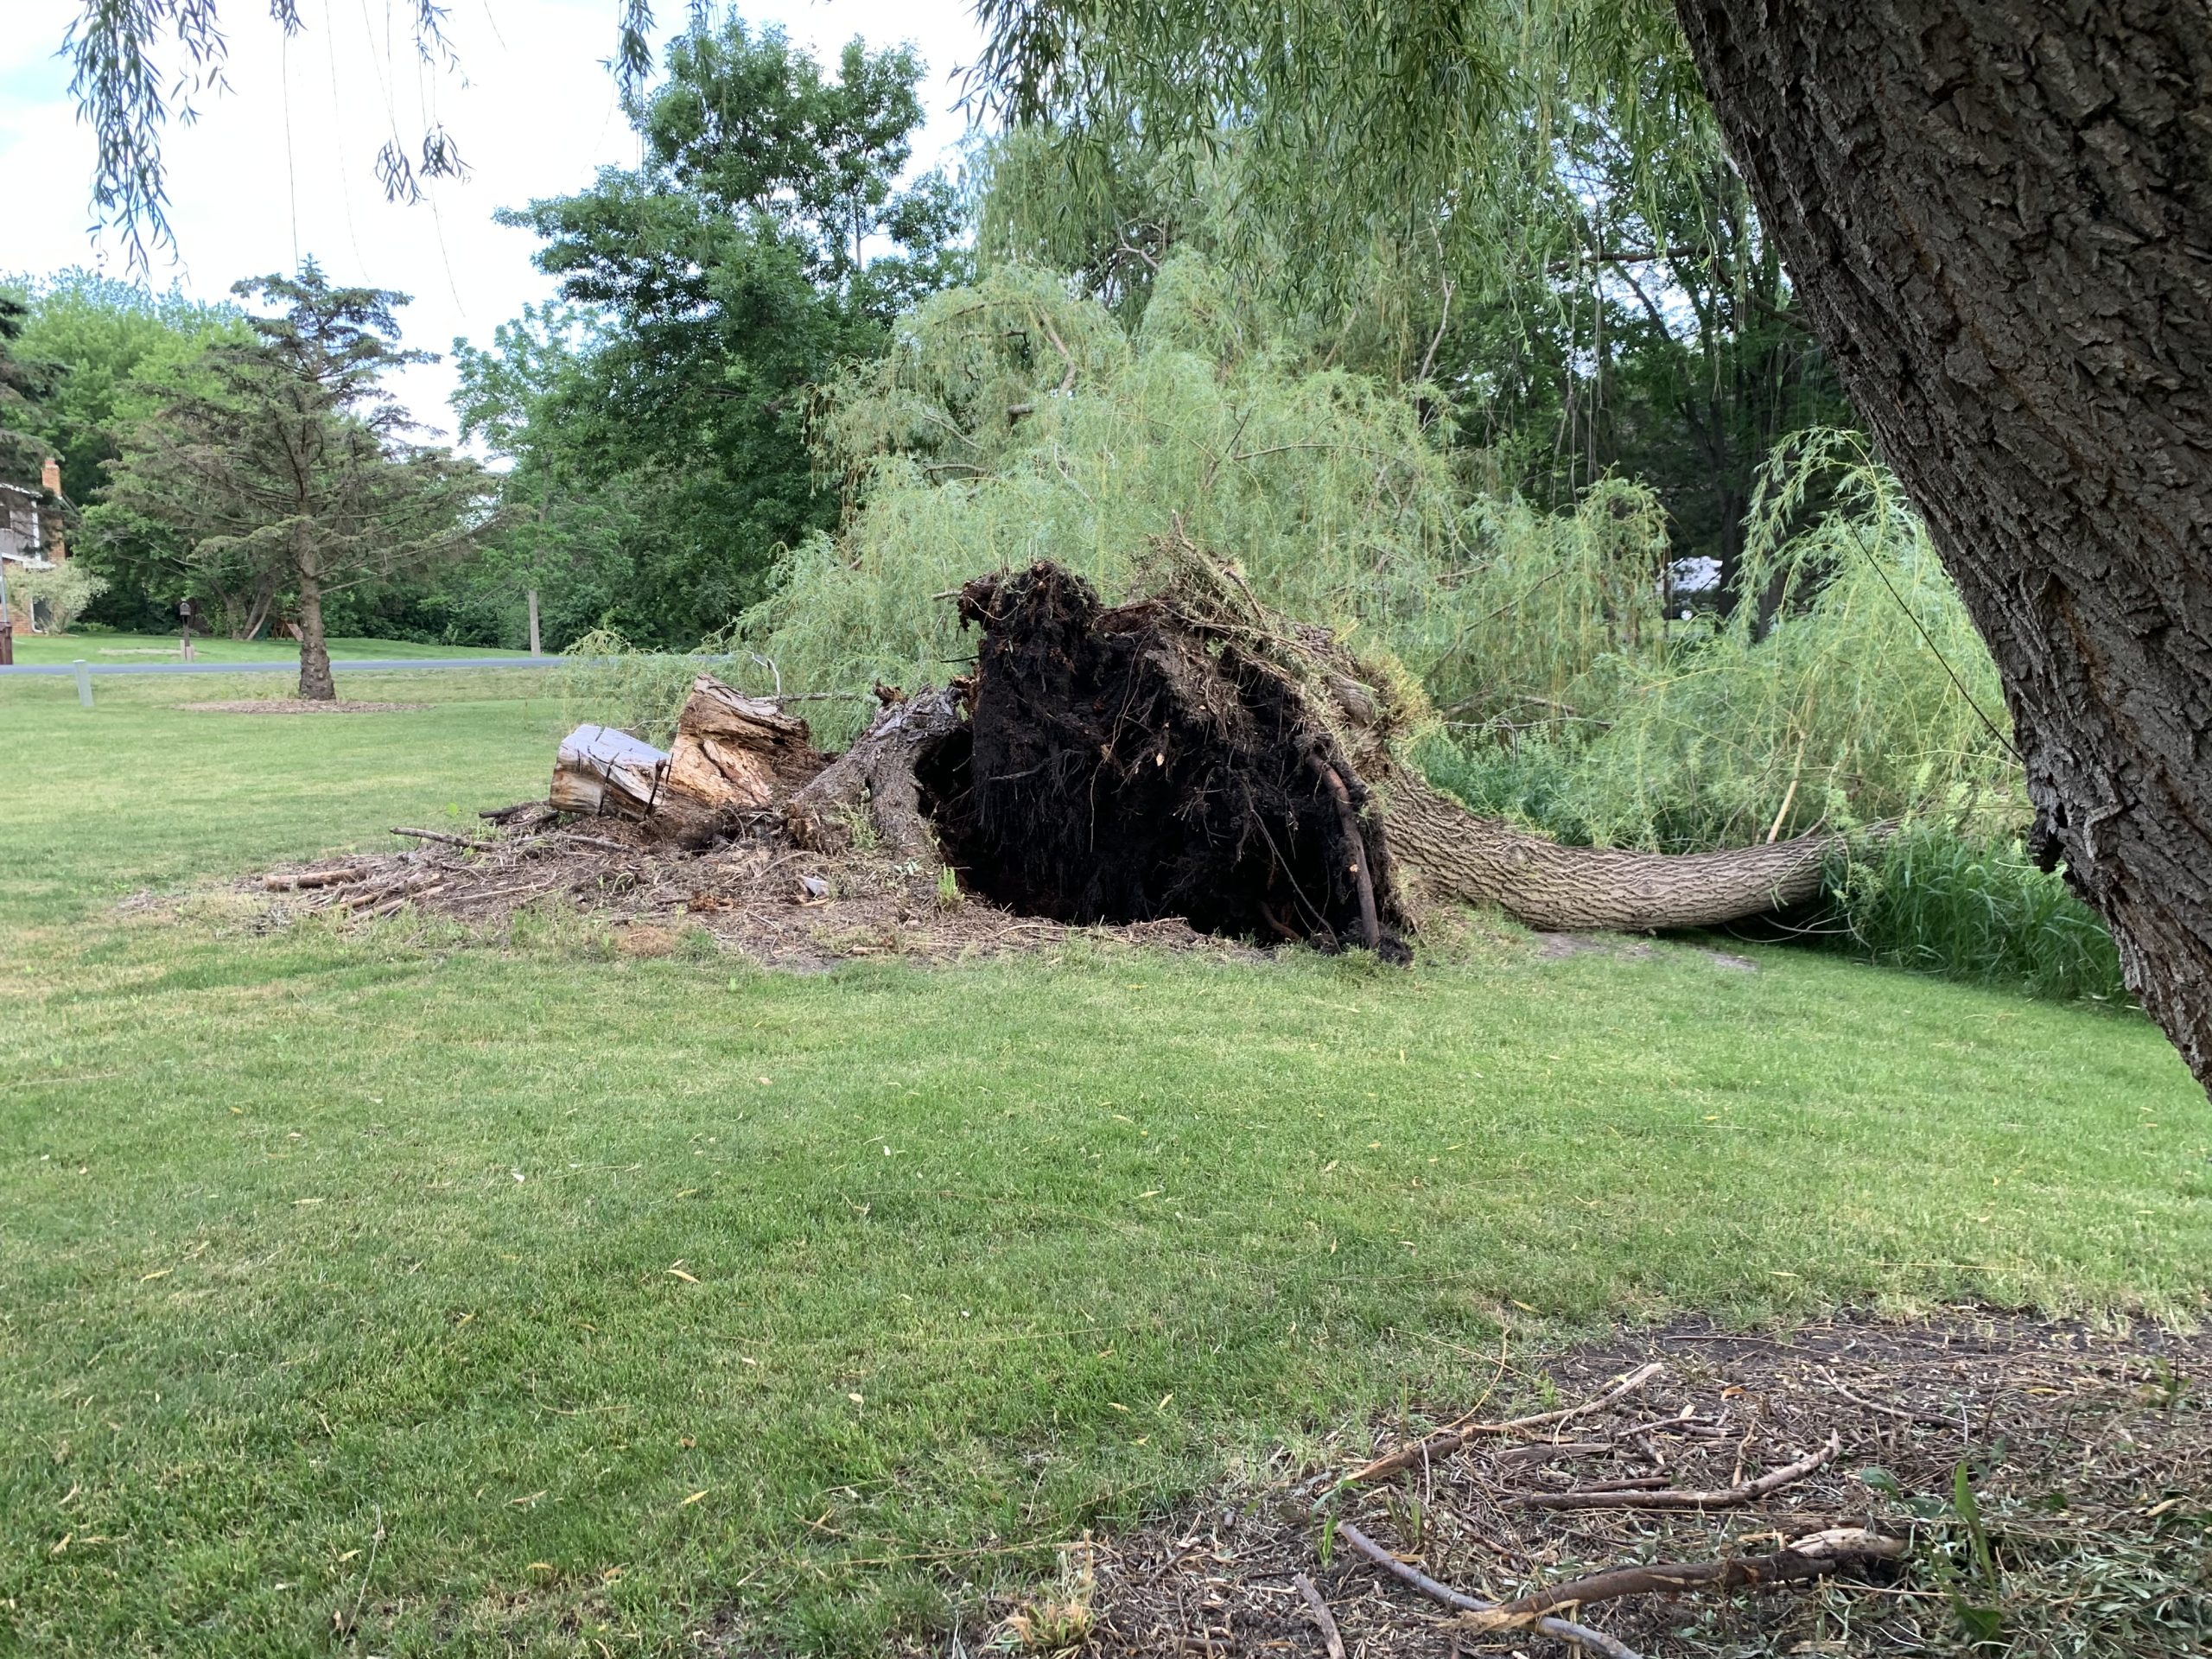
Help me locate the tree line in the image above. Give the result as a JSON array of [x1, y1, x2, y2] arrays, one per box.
[[8, 11, 1849, 667]]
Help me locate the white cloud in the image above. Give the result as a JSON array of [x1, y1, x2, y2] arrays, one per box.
[[1, 0, 984, 436]]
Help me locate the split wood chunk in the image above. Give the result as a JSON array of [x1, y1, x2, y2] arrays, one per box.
[[549, 678, 830, 849], [664, 677, 817, 810]]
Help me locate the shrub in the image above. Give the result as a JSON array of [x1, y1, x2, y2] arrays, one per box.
[[4, 563, 109, 634], [1821, 826, 2127, 1004]]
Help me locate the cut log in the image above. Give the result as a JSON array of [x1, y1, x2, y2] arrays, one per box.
[[550, 724, 671, 819], [664, 676, 822, 810]]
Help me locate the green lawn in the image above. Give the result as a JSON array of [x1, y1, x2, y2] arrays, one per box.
[[2, 671, 2204, 1656], [6, 630, 535, 666]]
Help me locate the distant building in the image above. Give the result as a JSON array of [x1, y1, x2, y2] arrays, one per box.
[[1, 456, 69, 635]]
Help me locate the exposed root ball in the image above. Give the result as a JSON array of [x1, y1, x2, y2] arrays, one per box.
[[919, 563, 1407, 957]]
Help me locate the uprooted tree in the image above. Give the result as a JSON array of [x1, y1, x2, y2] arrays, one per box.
[[569, 547, 1859, 949]]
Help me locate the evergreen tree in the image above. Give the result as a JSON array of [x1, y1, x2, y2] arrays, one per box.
[[98, 262, 491, 698]]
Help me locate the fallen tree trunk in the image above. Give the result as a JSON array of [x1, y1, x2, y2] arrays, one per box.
[[539, 556, 1865, 942], [914, 556, 1856, 946], [1382, 775, 1835, 931]]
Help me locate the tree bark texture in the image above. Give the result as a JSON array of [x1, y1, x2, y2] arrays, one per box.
[[294, 561, 336, 702], [785, 690, 963, 862], [1382, 772, 1834, 931], [1676, 1, 2212, 1090]]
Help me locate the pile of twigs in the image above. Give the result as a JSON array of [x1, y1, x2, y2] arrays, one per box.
[[1066, 1314, 2207, 1659], [257, 810, 669, 923], [1314, 1361, 1892, 1658]]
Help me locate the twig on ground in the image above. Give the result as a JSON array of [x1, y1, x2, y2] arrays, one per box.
[[264, 866, 366, 891], [1484, 1528, 1906, 1619], [390, 826, 499, 852], [1292, 1572, 1345, 1659], [1335, 1520, 1640, 1659], [1495, 1440, 1615, 1468], [1350, 1363, 1664, 1484], [1818, 1368, 1964, 1430], [1518, 1432, 1841, 1510]]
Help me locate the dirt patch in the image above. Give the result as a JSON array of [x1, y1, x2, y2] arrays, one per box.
[[247, 816, 1260, 971], [1052, 1314, 2207, 1658], [181, 699, 429, 714]]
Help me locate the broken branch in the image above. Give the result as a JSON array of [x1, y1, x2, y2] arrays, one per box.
[[1350, 1362, 1664, 1484], [1517, 1432, 1840, 1511], [1484, 1528, 1905, 1619], [390, 827, 499, 852], [1292, 1572, 1345, 1659], [1335, 1520, 1641, 1659]]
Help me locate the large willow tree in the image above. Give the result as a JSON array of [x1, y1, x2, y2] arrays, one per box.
[[962, 0, 2212, 1096]]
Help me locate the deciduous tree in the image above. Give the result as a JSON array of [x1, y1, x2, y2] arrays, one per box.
[[967, 0, 2212, 1088]]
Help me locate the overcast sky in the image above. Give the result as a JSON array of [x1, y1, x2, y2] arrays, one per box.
[[1, 0, 986, 437]]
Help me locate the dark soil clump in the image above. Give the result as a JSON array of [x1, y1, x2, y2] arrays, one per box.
[[920, 563, 1407, 957]]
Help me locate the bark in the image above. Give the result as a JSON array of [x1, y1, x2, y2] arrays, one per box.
[[1381, 770, 1837, 931], [785, 690, 963, 861], [294, 561, 336, 702], [1675, 2, 2212, 1090]]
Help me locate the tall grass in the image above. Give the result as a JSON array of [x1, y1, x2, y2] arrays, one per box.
[[1820, 826, 2127, 1004]]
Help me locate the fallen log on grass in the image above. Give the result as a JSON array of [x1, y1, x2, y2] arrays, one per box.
[[911, 546, 1859, 948], [541, 538, 1867, 943]]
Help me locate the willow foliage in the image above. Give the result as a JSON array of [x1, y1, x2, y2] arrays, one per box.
[[733, 270, 2020, 873], [1561, 430, 2019, 850], [734, 259, 1676, 744], [969, 0, 1714, 333]]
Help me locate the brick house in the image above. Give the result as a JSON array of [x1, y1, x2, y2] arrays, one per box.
[[1, 456, 69, 635]]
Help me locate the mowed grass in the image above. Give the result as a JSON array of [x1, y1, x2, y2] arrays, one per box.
[[1, 670, 2205, 1657], [6, 631, 533, 666]]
